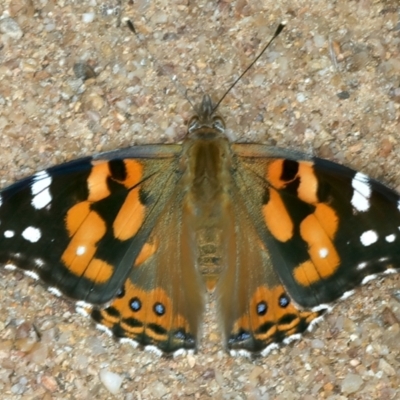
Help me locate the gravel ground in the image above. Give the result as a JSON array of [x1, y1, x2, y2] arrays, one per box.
[[1, 0, 400, 399]]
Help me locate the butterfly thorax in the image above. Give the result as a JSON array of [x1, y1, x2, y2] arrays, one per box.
[[184, 95, 231, 208]]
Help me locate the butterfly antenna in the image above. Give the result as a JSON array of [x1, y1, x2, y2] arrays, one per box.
[[126, 19, 196, 110], [212, 22, 286, 114]]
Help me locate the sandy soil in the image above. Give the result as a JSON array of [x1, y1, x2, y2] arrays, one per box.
[[1, 0, 400, 399]]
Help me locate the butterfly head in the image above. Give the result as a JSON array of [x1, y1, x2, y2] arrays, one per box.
[[188, 95, 225, 138]]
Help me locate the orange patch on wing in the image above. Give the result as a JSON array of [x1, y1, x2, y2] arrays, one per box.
[[266, 159, 287, 189], [293, 260, 320, 286], [253, 286, 298, 331], [134, 240, 158, 267], [84, 258, 113, 283], [62, 208, 108, 280], [297, 162, 318, 204], [88, 162, 111, 201], [263, 188, 293, 242], [118, 160, 143, 189], [100, 280, 191, 344], [314, 203, 338, 238], [266, 160, 319, 204], [113, 187, 145, 241], [232, 285, 321, 345], [295, 204, 340, 286], [65, 201, 91, 236]]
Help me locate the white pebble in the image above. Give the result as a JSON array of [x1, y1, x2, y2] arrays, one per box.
[[82, 13, 95, 23], [99, 370, 123, 394], [0, 17, 23, 40]]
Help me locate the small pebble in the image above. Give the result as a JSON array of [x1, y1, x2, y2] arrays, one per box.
[[0, 17, 23, 40], [82, 13, 95, 23], [337, 90, 350, 99], [99, 369, 123, 395], [73, 63, 96, 80], [150, 381, 169, 398], [341, 373, 363, 394]]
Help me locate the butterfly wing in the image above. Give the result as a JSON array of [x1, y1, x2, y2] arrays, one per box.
[[215, 190, 324, 355], [90, 179, 205, 353], [0, 145, 183, 305], [219, 143, 400, 354]]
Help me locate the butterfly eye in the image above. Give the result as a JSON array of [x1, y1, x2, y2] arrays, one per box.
[[188, 116, 200, 133], [153, 302, 166, 316], [278, 294, 290, 308], [256, 301, 268, 316], [130, 297, 141, 312], [212, 116, 225, 132]]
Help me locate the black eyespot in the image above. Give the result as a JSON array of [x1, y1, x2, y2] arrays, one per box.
[[153, 302, 165, 316], [279, 294, 290, 308], [116, 286, 125, 298], [256, 301, 268, 316], [130, 297, 141, 312]]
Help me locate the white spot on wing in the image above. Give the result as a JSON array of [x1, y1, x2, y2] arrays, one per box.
[[172, 348, 187, 358], [311, 304, 331, 313], [48, 287, 62, 297], [24, 270, 39, 280], [351, 172, 371, 212], [308, 315, 326, 331], [145, 345, 163, 356], [360, 230, 378, 246], [362, 274, 377, 285], [0, 194, 2, 207], [319, 248, 328, 258], [340, 290, 355, 300], [76, 246, 86, 256], [385, 234, 396, 243], [357, 262, 367, 270], [22, 226, 41, 243], [120, 338, 139, 348], [76, 300, 92, 309], [34, 258, 45, 268], [385, 268, 397, 275], [31, 171, 51, 194], [260, 342, 279, 357], [398, 200, 400, 212], [4, 230, 14, 238], [283, 333, 301, 345], [4, 263, 17, 270], [31, 171, 52, 209], [32, 189, 52, 209], [76, 306, 90, 316], [96, 324, 113, 336], [234, 349, 253, 358]]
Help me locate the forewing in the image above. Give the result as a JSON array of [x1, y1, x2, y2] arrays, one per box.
[[231, 144, 400, 309], [0, 145, 183, 305]]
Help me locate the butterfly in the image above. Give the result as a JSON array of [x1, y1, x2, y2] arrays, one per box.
[[1, 92, 400, 357]]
